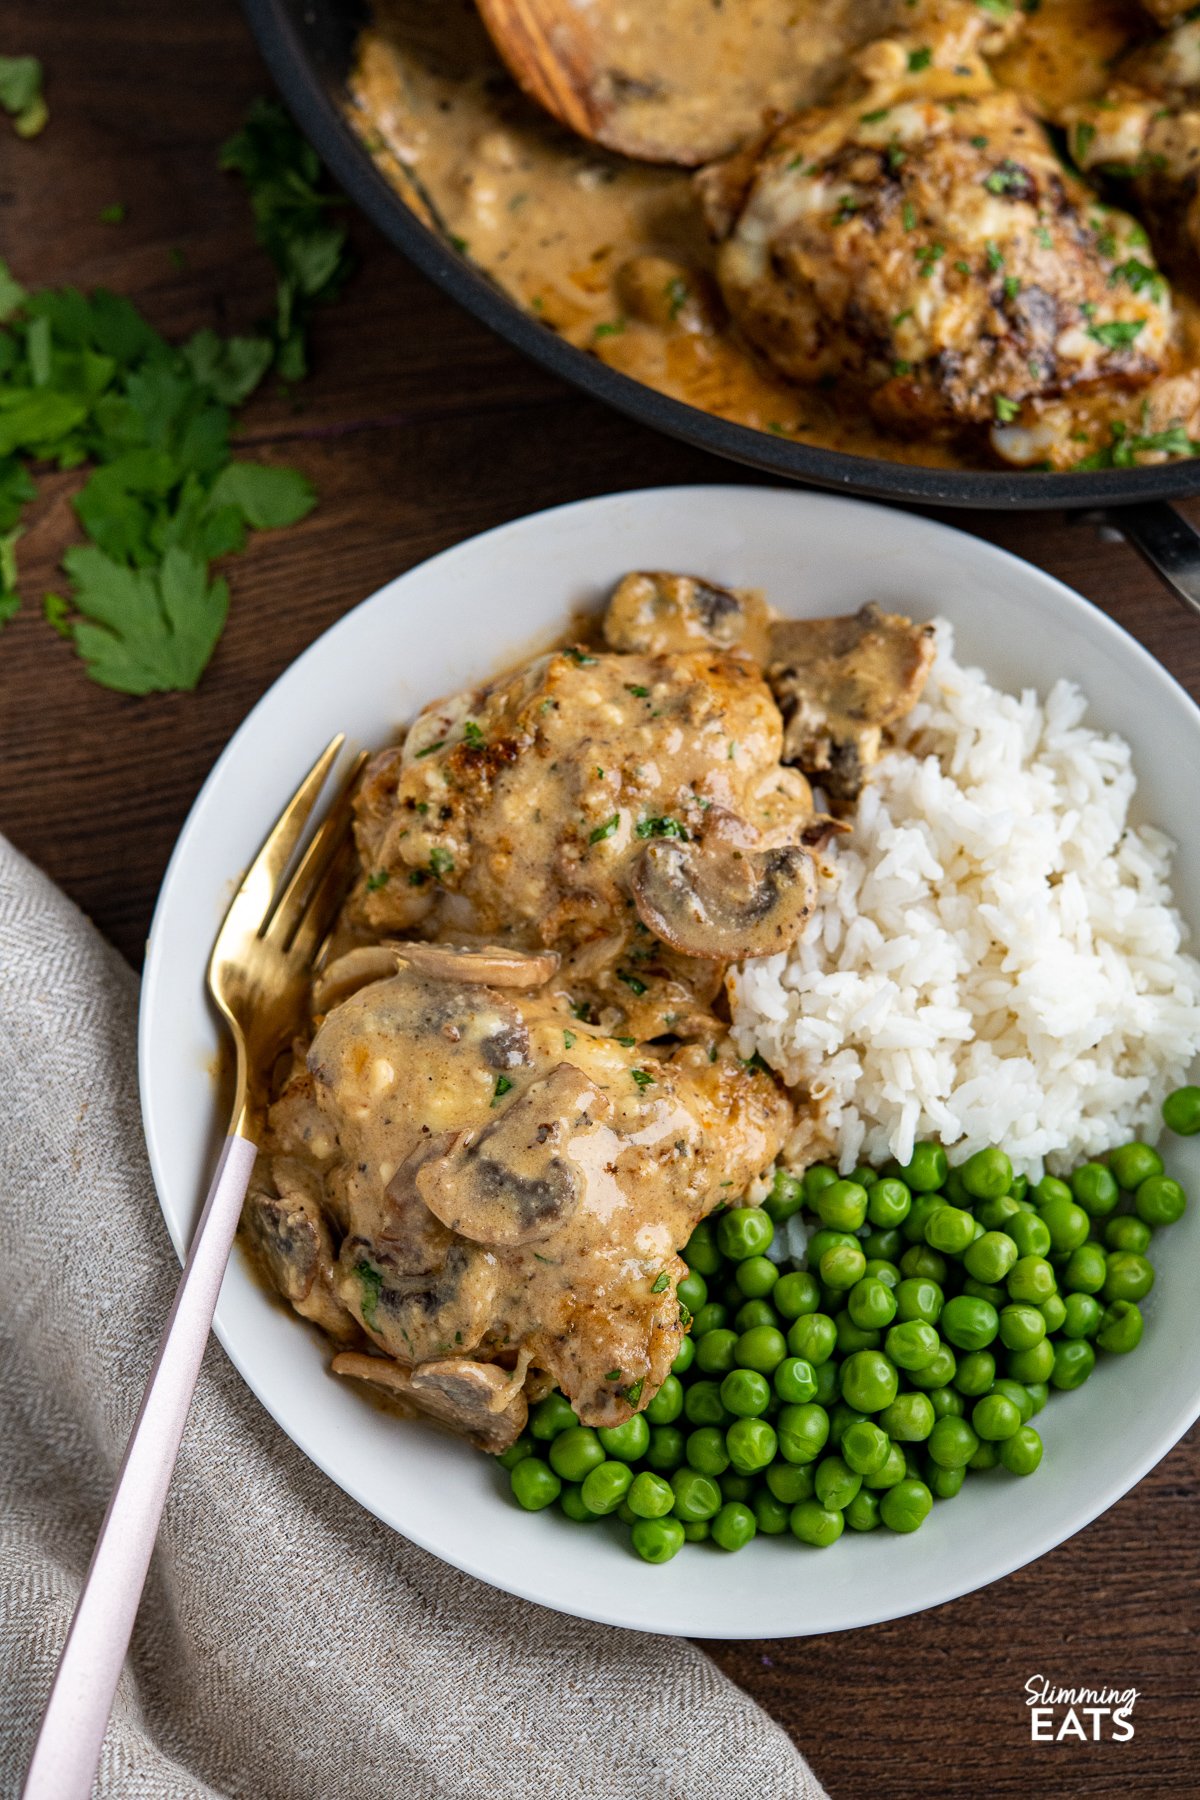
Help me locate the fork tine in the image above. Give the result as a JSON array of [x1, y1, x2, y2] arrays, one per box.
[[265, 749, 368, 948], [288, 835, 357, 969], [211, 734, 345, 962]]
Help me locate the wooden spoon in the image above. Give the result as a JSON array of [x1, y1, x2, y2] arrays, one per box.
[[474, 0, 886, 167]]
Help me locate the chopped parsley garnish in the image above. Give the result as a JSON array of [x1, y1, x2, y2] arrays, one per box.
[[635, 815, 688, 840], [614, 1035, 636, 1047], [1036, 226, 1054, 250], [625, 682, 650, 698], [678, 1302, 692, 1329], [566, 645, 597, 664], [915, 243, 945, 278], [623, 1378, 645, 1406], [902, 202, 917, 232], [414, 739, 445, 757], [99, 203, 127, 226], [1072, 122, 1096, 164], [630, 1068, 654, 1089], [356, 1262, 384, 1332], [407, 869, 428, 886], [994, 394, 1021, 423], [984, 161, 1033, 198], [563, 1029, 576, 1049], [365, 869, 390, 892], [986, 240, 1004, 273], [618, 970, 648, 996], [970, 135, 990, 150], [605, 1368, 622, 1382], [908, 46, 932, 72], [428, 846, 455, 877], [835, 195, 860, 223], [1004, 276, 1021, 302], [593, 318, 626, 340], [665, 276, 689, 319], [1087, 319, 1146, 349], [1109, 258, 1164, 301], [589, 812, 620, 844], [462, 720, 485, 748], [651, 1271, 671, 1294], [1075, 420, 1200, 469], [861, 107, 891, 124], [492, 1075, 513, 1105], [893, 360, 913, 377]]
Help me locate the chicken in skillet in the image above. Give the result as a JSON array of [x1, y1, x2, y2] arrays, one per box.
[[695, 0, 1175, 466]]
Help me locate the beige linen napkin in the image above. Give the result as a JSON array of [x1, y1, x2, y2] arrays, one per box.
[[0, 836, 829, 1800]]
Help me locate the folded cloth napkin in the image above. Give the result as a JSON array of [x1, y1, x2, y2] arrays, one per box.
[[0, 837, 828, 1800]]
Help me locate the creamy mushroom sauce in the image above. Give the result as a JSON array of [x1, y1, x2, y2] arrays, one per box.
[[349, 0, 1200, 471]]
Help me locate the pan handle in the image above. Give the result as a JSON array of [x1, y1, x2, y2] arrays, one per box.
[[1106, 500, 1200, 623]]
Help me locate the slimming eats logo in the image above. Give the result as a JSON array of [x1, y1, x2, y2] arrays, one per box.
[[1025, 1675, 1139, 1742]]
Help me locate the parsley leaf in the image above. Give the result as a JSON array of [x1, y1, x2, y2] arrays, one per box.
[[64, 544, 228, 693], [1087, 319, 1146, 349], [207, 459, 315, 528], [0, 56, 47, 139]]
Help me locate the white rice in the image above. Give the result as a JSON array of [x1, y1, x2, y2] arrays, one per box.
[[730, 620, 1200, 1180]]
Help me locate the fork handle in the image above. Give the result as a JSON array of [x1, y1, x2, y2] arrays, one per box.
[[22, 1134, 259, 1800]]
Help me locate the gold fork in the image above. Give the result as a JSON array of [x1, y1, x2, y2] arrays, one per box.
[[23, 735, 366, 1800]]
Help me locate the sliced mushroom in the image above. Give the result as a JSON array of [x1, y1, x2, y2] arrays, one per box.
[[396, 941, 560, 988], [631, 840, 815, 960], [416, 1063, 612, 1247], [243, 1158, 359, 1341], [312, 943, 402, 1013], [602, 571, 770, 661], [330, 1353, 528, 1453]]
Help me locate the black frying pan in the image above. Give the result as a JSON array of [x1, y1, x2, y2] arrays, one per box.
[[241, 0, 1200, 620]]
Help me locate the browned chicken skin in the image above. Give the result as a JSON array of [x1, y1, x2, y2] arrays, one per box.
[[696, 2, 1175, 462], [243, 573, 935, 1450]]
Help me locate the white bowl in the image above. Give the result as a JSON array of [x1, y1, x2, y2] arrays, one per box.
[[140, 486, 1200, 1639]]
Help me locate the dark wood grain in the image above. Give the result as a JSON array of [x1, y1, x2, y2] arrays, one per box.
[[2, 3, 1196, 1794]]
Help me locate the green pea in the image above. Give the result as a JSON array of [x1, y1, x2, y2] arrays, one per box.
[[1071, 1162, 1119, 1219], [867, 1177, 912, 1227], [1034, 1175, 1073, 1208], [834, 1311, 881, 1355], [559, 1485, 600, 1523], [681, 1520, 710, 1542], [962, 1276, 1006, 1307], [864, 1441, 908, 1489], [847, 1276, 898, 1332], [720, 1368, 771, 1419], [1096, 1298, 1144, 1354], [977, 1194, 1022, 1231], [645, 1374, 684, 1426], [990, 1378, 1034, 1423], [787, 1312, 837, 1365], [764, 1166, 806, 1222], [777, 1402, 831, 1464], [863, 1226, 905, 1262], [1036, 1194, 1091, 1254], [766, 1460, 815, 1504], [942, 1168, 971, 1207], [864, 1259, 901, 1289], [845, 1488, 882, 1530], [1135, 1175, 1187, 1229], [954, 1349, 996, 1396], [683, 1380, 728, 1428], [719, 1471, 754, 1503], [964, 1230, 1019, 1285], [1051, 1339, 1096, 1390], [1006, 1210, 1052, 1258], [972, 1392, 1022, 1441], [773, 1357, 818, 1405], [685, 1426, 730, 1478], [669, 1465, 721, 1522], [884, 1320, 940, 1371], [814, 1453, 862, 1511], [1008, 1255, 1057, 1305], [511, 1456, 561, 1511], [899, 1143, 949, 1192], [529, 1393, 578, 1440], [497, 1437, 534, 1471], [925, 1205, 975, 1255], [927, 1463, 966, 1499], [927, 1415, 980, 1469], [816, 1178, 869, 1232], [1006, 1338, 1055, 1384], [676, 1268, 709, 1315], [968, 1439, 999, 1470], [732, 1256, 776, 1302], [1104, 1214, 1152, 1254], [735, 1325, 789, 1375], [710, 1500, 757, 1552], [625, 1469, 674, 1519], [1000, 1424, 1043, 1476], [813, 1360, 841, 1405], [840, 1350, 899, 1413], [774, 1270, 820, 1321], [683, 1217, 722, 1274], [879, 1391, 935, 1442], [754, 1488, 792, 1535], [807, 1227, 858, 1265], [880, 1476, 933, 1532], [717, 1207, 775, 1262], [803, 1163, 839, 1204], [1102, 1250, 1155, 1304], [840, 1418, 890, 1476], [735, 1299, 780, 1333], [631, 1516, 685, 1563], [902, 1193, 949, 1245], [941, 1294, 999, 1351], [549, 1426, 606, 1482], [646, 1425, 685, 1472], [1024, 1381, 1049, 1415], [962, 1147, 1013, 1200], [694, 1329, 738, 1378], [1163, 1084, 1200, 1136], [597, 1414, 650, 1462], [670, 1340, 695, 1383], [1039, 1293, 1067, 1334], [895, 1277, 944, 1325], [998, 1303, 1046, 1352], [907, 1343, 958, 1390], [819, 1242, 867, 1292], [900, 1244, 949, 1284], [691, 1302, 728, 1338], [1063, 1243, 1108, 1294], [930, 1386, 965, 1417], [789, 1499, 845, 1546], [1110, 1142, 1164, 1192]]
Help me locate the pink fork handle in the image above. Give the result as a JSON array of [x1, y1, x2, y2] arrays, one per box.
[[22, 1134, 259, 1800]]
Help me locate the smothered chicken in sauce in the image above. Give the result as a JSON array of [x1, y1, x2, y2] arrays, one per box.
[[243, 578, 934, 1447], [351, 0, 1200, 473]]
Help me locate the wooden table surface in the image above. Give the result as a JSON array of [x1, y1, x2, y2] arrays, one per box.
[[3, 2, 1197, 1794]]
